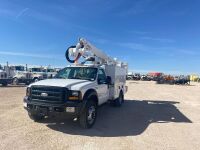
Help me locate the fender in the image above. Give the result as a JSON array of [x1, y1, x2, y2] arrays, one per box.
[[79, 89, 98, 113]]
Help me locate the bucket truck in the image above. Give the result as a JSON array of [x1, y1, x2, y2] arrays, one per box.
[[23, 38, 128, 128]]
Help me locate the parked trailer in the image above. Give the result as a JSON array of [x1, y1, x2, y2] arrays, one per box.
[[0, 70, 12, 86], [0, 64, 59, 86]]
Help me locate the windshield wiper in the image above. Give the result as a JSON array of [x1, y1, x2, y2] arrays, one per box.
[[80, 78, 94, 81], [54, 76, 66, 79], [68, 77, 91, 81]]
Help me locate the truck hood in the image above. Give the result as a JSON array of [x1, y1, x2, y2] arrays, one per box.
[[29, 79, 94, 90]]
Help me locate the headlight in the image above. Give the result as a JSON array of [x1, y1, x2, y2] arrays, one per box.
[[71, 91, 79, 96], [26, 87, 31, 96], [68, 90, 82, 100]]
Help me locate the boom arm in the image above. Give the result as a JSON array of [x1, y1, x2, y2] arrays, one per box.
[[66, 38, 118, 65]]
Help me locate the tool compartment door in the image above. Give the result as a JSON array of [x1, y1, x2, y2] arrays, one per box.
[[96, 69, 109, 105]]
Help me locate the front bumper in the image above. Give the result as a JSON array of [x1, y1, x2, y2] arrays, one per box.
[[0, 79, 12, 84], [23, 96, 85, 117]]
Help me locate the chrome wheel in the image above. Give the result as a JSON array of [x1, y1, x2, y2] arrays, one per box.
[[13, 78, 18, 85], [87, 106, 96, 125], [118, 94, 123, 104], [114, 92, 124, 107], [79, 99, 97, 128]]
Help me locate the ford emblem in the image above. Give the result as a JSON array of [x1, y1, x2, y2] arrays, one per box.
[[41, 93, 48, 97]]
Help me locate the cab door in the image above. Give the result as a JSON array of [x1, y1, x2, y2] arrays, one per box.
[[96, 69, 109, 105]]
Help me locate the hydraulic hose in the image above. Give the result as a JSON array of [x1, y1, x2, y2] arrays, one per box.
[[65, 45, 81, 63]]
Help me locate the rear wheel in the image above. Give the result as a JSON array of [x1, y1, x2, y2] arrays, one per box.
[[25, 82, 30, 85], [114, 91, 124, 107], [79, 100, 97, 129], [28, 112, 44, 122], [34, 78, 39, 82], [12, 78, 18, 85]]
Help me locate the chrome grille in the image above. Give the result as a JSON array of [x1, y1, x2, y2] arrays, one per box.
[[30, 86, 66, 104]]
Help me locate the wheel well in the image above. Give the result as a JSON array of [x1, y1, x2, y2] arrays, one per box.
[[13, 77, 18, 81], [33, 77, 39, 80], [83, 89, 98, 105]]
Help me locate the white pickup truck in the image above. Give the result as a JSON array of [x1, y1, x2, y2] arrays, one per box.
[[23, 38, 127, 128]]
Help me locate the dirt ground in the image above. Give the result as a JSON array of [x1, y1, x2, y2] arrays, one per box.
[[0, 81, 200, 150]]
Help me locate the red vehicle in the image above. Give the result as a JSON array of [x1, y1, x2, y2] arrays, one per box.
[[148, 72, 163, 81]]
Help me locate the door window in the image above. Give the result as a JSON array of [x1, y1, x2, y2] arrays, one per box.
[[97, 69, 107, 84]]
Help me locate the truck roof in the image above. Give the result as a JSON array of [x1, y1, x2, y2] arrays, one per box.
[[67, 64, 101, 68]]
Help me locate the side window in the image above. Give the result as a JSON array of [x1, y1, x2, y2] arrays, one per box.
[[97, 69, 107, 84]]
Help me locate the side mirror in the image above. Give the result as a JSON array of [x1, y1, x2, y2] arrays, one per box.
[[107, 76, 112, 85]]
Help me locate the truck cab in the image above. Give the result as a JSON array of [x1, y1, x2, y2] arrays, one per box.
[[0, 69, 10, 86], [28, 67, 47, 82], [43, 68, 57, 79]]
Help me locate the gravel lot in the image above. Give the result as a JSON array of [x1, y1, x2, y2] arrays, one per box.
[[0, 81, 200, 150]]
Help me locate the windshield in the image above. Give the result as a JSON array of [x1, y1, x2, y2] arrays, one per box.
[[46, 69, 55, 72], [31, 68, 42, 72], [15, 66, 25, 71], [55, 67, 98, 81]]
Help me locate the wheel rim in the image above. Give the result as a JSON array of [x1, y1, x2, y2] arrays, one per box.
[[87, 105, 96, 124], [13, 78, 18, 85], [119, 94, 123, 104]]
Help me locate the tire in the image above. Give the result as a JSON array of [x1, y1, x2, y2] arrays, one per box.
[[2, 82, 8, 86], [13, 78, 18, 85], [114, 91, 124, 107], [28, 112, 44, 122], [34, 78, 39, 82], [79, 100, 97, 129]]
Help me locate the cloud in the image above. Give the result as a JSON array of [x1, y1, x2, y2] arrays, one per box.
[[0, 7, 64, 26], [118, 42, 150, 52], [178, 49, 199, 55], [15, 8, 29, 19], [0, 8, 15, 16], [0, 51, 62, 59], [118, 0, 155, 16], [131, 30, 150, 35], [117, 42, 200, 57], [140, 36, 175, 43], [87, 36, 110, 45]]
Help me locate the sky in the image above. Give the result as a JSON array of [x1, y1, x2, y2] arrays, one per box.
[[0, 0, 200, 74]]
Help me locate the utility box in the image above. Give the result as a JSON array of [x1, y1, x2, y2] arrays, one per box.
[[105, 65, 127, 100]]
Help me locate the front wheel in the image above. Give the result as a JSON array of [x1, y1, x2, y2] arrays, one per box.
[[28, 112, 44, 122], [13, 78, 18, 85], [34, 78, 39, 82], [2, 82, 8, 86], [79, 100, 97, 129]]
